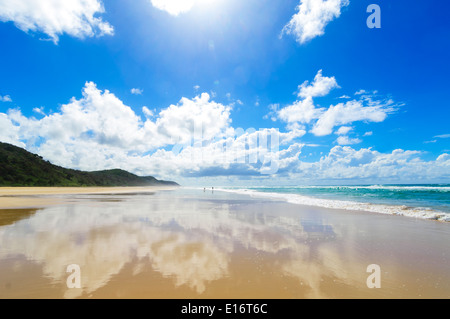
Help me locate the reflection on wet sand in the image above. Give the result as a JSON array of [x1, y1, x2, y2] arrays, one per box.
[[0, 189, 449, 299], [0, 208, 38, 227]]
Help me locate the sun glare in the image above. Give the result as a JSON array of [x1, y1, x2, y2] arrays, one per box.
[[151, 0, 219, 16]]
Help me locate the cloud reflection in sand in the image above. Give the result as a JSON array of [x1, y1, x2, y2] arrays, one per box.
[[0, 191, 352, 298]]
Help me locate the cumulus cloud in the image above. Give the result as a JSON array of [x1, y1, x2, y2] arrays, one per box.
[[152, 92, 232, 145], [142, 106, 154, 118], [282, 0, 349, 44], [0, 82, 234, 173], [32, 107, 45, 115], [311, 99, 395, 136], [3, 82, 292, 178], [355, 89, 367, 95], [1, 82, 445, 184], [277, 97, 323, 124], [335, 126, 352, 135], [0, 113, 23, 147], [277, 70, 339, 125], [437, 153, 450, 162], [0, 0, 114, 43], [336, 136, 361, 145], [131, 88, 143, 95], [136, 127, 306, 178], [292, 146, 450, 183], [297, 70, 339, 99], [276, 71, 398, 137], [0, 95, 12, 102]]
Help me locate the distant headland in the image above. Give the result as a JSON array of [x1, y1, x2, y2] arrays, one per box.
[[0, 142, 179, 187]]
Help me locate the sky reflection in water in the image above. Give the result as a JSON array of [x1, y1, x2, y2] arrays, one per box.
[[0, 189, 448, 299]]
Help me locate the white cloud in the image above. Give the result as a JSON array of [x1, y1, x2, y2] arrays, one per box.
[[0, 82, 234, 175], [149, 0, 224, 16], [2, 82, 444, 184], [144, 128, 306, 178], [33, 107, 45, 115], [297, 69, 339, 99], [152, 92, 231, 146], [150, 0, 197, 16], [194, 85, 200, 91], [276, 71, 397, 137], [282, 0, 349, 44], [437, 153, 450, 162], [336, 135, 361, 145], [311, 98, 396, 136], [168, 144, 450, 183], [0, 83, 306, 178], [277, 70, 339, 125], [335, 126, 352, 135], [263, 104, 281, 122], [0, 95, 12, 102], [142, 106, 154, 118], [355, 89, 367, 95], [131, 88, 143, 95], [363, 131, 373, 137], [435, 134, 450, 139], [292, 146, 450, 183], [278, 97, 324, 124], [0, 0, 114, 44], [225, 93, 244, 106], [0, 113, 23, 147]]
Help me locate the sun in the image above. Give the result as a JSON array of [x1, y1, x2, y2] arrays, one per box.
[[150, 0, 220, 16]]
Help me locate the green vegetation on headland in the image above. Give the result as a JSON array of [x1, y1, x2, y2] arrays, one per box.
[[0, 142, 179, 187]]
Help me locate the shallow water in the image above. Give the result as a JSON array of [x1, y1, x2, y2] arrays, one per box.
[[217, 185, 450, 221], [0, 188, 449, 299]]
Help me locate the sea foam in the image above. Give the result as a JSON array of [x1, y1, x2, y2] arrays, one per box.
[[214, 187, 450, 222]]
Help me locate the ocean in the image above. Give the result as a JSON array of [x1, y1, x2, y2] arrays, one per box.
[[216, 184, 450, 222]]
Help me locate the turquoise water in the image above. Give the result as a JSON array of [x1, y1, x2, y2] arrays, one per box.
[[218, 184, 450, 221]]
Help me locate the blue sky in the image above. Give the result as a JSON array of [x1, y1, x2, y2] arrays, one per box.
[[0, 0, 449, 185]]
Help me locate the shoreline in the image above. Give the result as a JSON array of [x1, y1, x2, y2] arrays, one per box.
[[0, 186, 178, 209], [1, 186, 449, 223], [211, 187, 450, 223]]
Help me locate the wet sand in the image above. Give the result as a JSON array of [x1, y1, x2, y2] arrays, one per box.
[[0, 188, 449, 299], [0, 186, 177, 209]]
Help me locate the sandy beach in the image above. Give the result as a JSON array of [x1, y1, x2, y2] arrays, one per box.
[[0, 186, 177, 209], [0, 187, 449, 299]]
